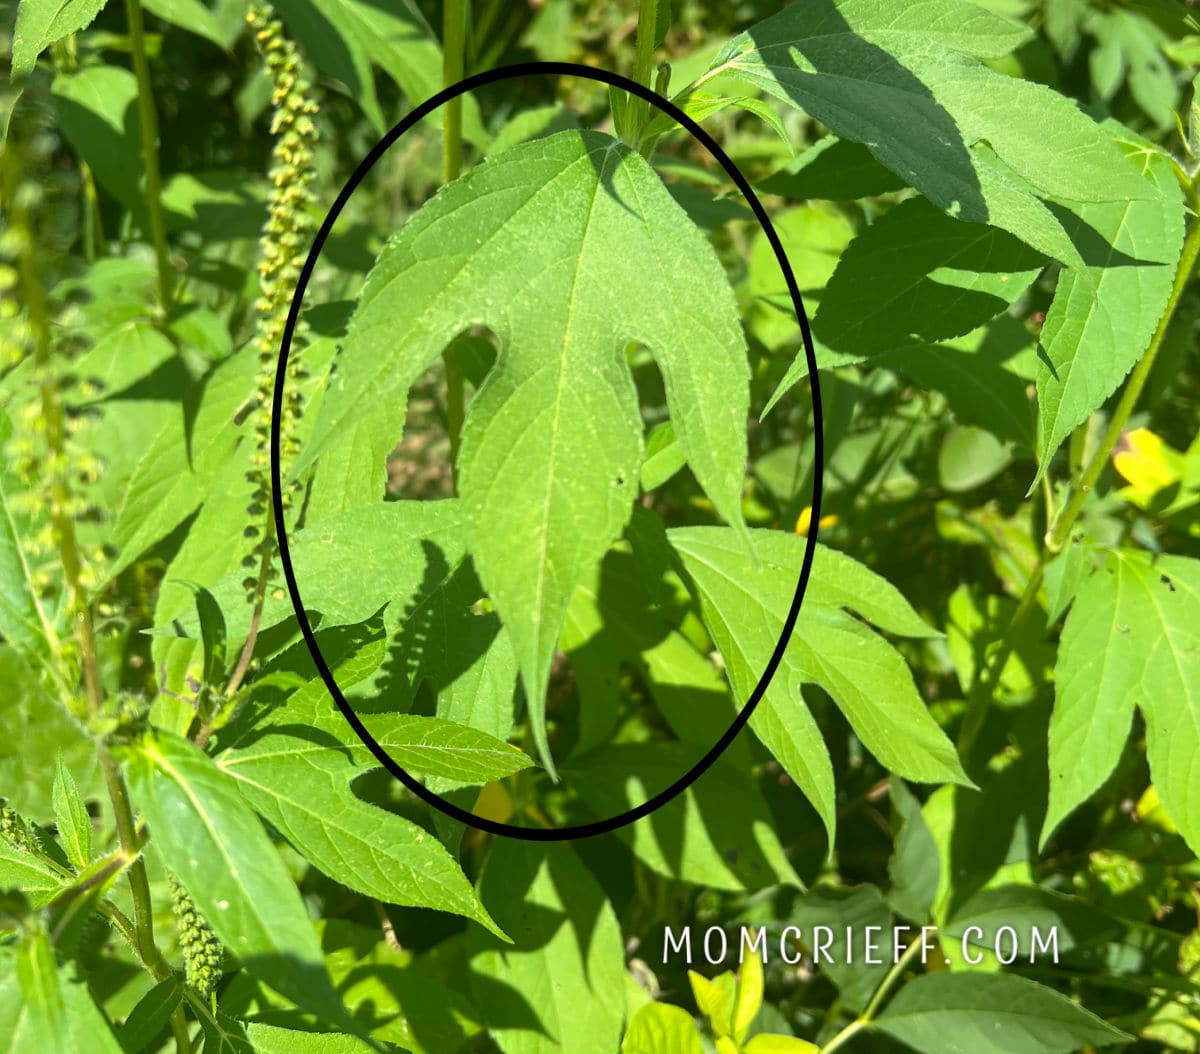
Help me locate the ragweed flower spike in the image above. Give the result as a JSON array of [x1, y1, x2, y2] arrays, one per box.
[[242, 2, 320, 603], [169, 875, 223, 1002]]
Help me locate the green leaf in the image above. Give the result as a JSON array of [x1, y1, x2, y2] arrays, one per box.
[[1035, 136, 1185, 478], [873, 972, 1128, 1053], [0, 414, 53, 659], [569, 743, 802, 892], [707, 0, 1150, 265], [0, 838, 67, 908], [51, 754, 91, 871], [468, 841, 625, 1054], [272, 0, 483, 140], [875, 317, 1037, 449], [669, 528, 971, 847], [14, 927, 67, 1053], [12, 0, 107, 78], [217, 684, 509, 938], [125, 731, 350, 1024], [732, 955, 764, 1042], [938, 426, 1014, 492], [4, 932, 124, 1054], [243, 1023, 376, 1053], [757, 135, 905, 201], [621, 1003, 703, 1054], [142, 0, 229, 49], [115, 978, 182, 1054], [108, 345, 256, 580], [888, 779, 940, 924], [814, 197, 1046, 358], [1044, 551, 1200, 855], [51, 66, 143, 218], [304, 131, 751, 777]]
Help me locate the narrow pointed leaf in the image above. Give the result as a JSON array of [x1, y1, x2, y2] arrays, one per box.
[[125, 733, 349, 1024]]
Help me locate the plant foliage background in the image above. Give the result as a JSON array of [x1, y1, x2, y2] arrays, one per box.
[[2, 0, 1200, 1051]]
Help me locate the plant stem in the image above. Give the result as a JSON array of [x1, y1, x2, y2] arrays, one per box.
[[956, 197, 1200, 759], [631, 0, 659, 150], [123, 0, 173, 313], [442, 0, 468, 476], [818, 937, 926, 1053]]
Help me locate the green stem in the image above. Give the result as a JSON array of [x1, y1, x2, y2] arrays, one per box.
[[819, 937, 926, 1053], [123, 0, 172, 313], [442, 0, 468, 477], [956, 194, 1200, 760], [631, 0, 658, 153]]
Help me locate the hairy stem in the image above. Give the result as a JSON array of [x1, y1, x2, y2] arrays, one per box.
[[956, 195, 1200, 760], [123, 0, 173, 312], [442, 0, 468, 475]]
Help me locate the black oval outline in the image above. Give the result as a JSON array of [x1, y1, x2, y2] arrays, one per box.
[[272, 61, 824, 841]]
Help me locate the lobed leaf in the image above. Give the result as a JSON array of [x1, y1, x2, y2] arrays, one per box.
[[303, 131, 751, 777], [669, 527, 971, 848], [1045, 550, 1200, 855]]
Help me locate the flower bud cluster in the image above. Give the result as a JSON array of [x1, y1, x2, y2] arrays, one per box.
[[169, 875, 223, 1001], [0, 800, 37, 854], [241, 3, 319, 601]]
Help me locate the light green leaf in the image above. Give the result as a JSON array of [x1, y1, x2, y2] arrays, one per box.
[[1035, 137, 1185, 478], [51, 66, 143, 217], [115, 978, 182, 1054], [732, 954, 764, 1042], [304, 131, 750, 777], [51, 755, 90, 871], [0, 414, 53, 658], [217, 683, 509, 938], [669, 528, 970, 848], [1044, 551, 1200, 855], [0, 839, 67, 907], [469, 841, 625, 1054], [621, 1003, 703, 1054], [569, 743, 802, 892], [109, 345, 256, 581], [142, 0, 228, 49], [12, 0, 107, 79], [71, 320, 176, 399], [706, 0, 1150, 265], [271, 0, 483, 140], [125, 732, 349, 1024], [4, 932, 123, 1054], [15, 928, 67, 1054], [814, 197, 1046, 358], [873, 972, 1127, 1053], [244, 1023, 375, 1053]]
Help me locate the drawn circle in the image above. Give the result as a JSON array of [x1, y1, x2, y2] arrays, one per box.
[[271, 61, 824, 841]]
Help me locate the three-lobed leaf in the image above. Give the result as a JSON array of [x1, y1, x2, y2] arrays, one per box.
[[1045, 550, 1200, 855], [669, 527, 972, 848], [304, 130, 751, 777]]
